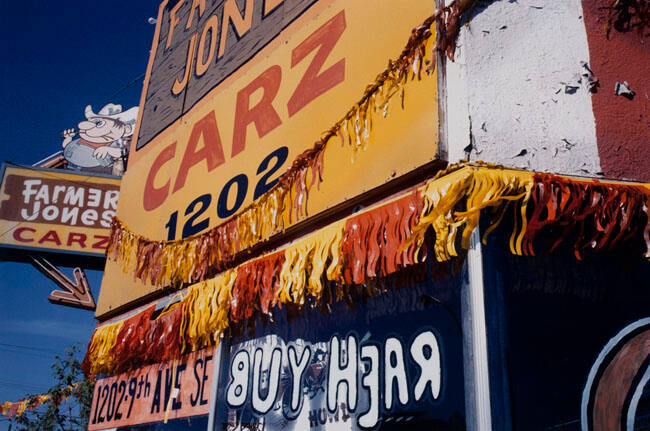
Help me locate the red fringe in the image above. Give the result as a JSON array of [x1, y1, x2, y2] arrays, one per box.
[[342, 191, 424, 285], [107, 217, 123, 261], [110, 306, 155, 373], [231, 252, 285, 321], [144, 304, 183, 364], [524, 173, 650, 259]]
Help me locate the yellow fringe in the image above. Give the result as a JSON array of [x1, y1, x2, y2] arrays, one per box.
[[89, 162, 650, 377], [278, 221, 345, 305], [85, 320, 124, 375], [182, 270, 236, 353], [408, 166, 535, 261]]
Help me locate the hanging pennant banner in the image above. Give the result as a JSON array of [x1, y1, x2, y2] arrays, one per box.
[[88, 348, 214, 430], [99, 0, 439, 317], [0, 164, 120, 257]]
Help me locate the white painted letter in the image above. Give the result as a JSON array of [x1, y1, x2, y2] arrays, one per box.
[[35, 185, 50, 204], [81, 209, 98, 226], [359, 345, 379, 428], [42, 205, 59, 221], [252, 348, 282, 414], [20, 201, 40, 221], [327, 335, 358, 412], [61, 207, 79, 225], [226, 350, 249, 407], [100, 210, 115, 228], [52, 185, 66, 203], [87, 188, 101, 207], [288, 345, 311, 413], [103, 190, 119, 209], [410, 330, 441, 401], [64, 187, 84, 206], [384, 337, 409, 410], [22, 180, 41, 204]]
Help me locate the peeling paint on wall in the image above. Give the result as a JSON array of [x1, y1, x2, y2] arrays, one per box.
[[446, 0, 604, 177]]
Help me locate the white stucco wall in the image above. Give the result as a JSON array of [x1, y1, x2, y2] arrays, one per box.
[[445, 0, 602, 177]]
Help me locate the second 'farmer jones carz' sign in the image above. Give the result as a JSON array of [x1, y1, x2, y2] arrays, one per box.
[[0, 164, 120, 257]]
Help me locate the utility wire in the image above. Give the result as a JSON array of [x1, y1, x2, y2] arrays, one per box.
[[0, 379, 46, 392], [0, 343, 60, 354], [0, 348, 53, 360], [21, 71, 146, 145], [107, 73, 146, 99]]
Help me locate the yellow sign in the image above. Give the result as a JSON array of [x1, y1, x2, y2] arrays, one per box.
[[98, 0, 438, 317], [0, 164, 120, 257]]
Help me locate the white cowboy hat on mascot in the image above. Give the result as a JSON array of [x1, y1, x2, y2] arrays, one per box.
[[84, 103, 138, 131]]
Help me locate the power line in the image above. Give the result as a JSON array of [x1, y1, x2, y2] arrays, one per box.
[[0, 348, 53, 360], [108, 73, 146, 99], [0, 343, 60, 354], [19, 72, 146, 145], [0, 379, 46, 392]]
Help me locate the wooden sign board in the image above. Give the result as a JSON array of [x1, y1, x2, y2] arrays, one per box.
[[98, 0, 438, 317], [88, 348, 214, 430], [136, 0, 321, 149], [0, 164, 120, 257]]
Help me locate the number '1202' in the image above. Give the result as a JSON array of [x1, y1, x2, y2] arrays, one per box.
[[164, 146, 288, 240]]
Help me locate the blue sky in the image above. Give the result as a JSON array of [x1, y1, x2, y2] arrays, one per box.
[[0, 1, 159, 428]]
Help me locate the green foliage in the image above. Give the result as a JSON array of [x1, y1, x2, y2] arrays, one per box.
[[14, 344, 95, 431]]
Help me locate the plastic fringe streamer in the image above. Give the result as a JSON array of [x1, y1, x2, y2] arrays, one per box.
[[88, 163, 650, 377], [182, 270, 237, 353], [82, 319, 124, 376], [110, 305, 155, 373], [524, 173, 650, 260], [342, 191, 425, 285], [231, 253, 285, 322], [2, 396, 47, 418], [407, 165, 650, 261], [1, 383, 88, 418], [435, 0, 479, 62], [276, 221, 345, 307], [144, 302, 183, 364], [407, 166, 535, 261]]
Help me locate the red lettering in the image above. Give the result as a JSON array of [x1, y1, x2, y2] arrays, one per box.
[[38, 230, 62, 246], [13, 227, 35, 243], [144, 142, 176, 211], [173, 111, 226, 193], [92, 235, 110, 250], [67, 232, 87, 248], [232, 65, 282, 158], [287, 10, 346, 117]]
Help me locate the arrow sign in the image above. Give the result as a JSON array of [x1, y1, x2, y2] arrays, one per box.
[[30, 256, 96, 311]]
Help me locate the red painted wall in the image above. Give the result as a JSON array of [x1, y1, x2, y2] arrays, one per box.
[[581, 0, 649, 182]]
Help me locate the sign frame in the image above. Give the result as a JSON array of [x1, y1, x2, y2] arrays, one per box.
[[0, 162, 121, 260]]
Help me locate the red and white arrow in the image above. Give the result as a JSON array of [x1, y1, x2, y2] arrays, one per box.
[[30, 256, 96, 311]]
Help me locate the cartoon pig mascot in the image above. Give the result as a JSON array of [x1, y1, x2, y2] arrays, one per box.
[[62, 103, 138, 176]]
